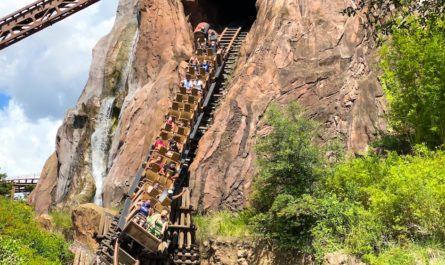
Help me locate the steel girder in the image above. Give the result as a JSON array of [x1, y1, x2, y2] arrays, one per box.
[[0, 0, 101, 50]]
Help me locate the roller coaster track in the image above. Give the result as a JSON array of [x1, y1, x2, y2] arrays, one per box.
[[94, 26, 248, 265], [0, 0, 100, 50]]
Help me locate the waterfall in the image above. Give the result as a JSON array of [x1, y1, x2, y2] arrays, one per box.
[[90, 29, 138, 206], [91, 97, 115, 206]]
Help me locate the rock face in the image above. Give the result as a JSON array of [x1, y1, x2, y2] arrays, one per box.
[[31, 0, 386, 213], [189, 0, 387, 212], [102, 0, 193, 208], [201, 238, 369, 265], [30, 0, 193, 213], [201, 238, 313, 265], [28, 152, 58, 213], [72, 203, 117, 250]]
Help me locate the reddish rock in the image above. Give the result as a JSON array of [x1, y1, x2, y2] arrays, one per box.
[[31, 0, 387, 214], [30, 0, 193, 211], [28, 152, 58, 214], [103, 0, 193, 207], [72, 203, 116, 250], [189, 0, 387, 212]]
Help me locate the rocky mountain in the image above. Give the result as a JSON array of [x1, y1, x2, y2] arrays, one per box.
[[29, 0, 386, 214]]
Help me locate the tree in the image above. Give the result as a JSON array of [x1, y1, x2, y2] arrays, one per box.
[[0, 171, 12, 196], [380, 16, 445, 147], [251, 103, 327, 251], [252, 103, 323, 211]]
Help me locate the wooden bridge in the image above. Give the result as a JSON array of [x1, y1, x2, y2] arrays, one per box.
[[7, 177, 39, 193]]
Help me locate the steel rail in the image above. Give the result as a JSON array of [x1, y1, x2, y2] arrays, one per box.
[[0, 0, 101, 50]]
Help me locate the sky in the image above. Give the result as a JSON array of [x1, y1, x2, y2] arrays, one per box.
[[0, 0, 119, 177]]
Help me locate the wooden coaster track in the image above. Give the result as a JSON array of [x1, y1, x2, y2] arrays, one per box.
[[2, 2, 252, 265], [95, 26, 248, 265]]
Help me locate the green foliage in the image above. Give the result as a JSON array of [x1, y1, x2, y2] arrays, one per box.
[[24, 184, 36, 193], [365, 243, 445, 265], [251, 103, 332, 252], [308, 146, 445, 262], [0, 197, 73, 264], [49, 211, 72, 233], [0, 171, 12, 196], [380, 15, 445, 147], [252, 103, 324, 211], [250, 103, 445, 263], [194, 211, 252, 242], [343, 0, 445, 42], [371, 134, 412, 155]]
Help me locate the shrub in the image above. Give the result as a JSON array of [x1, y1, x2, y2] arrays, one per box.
[[0, 197, 73, 264], [380, 15, 445, 147], [250, 103, 329, 252], [250, 103, 445, 263], [0, 171, 12, 197]]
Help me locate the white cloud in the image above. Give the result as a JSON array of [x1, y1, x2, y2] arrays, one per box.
[[0, 0, 118, 120], [0, 101, 61, 177], [0, 0, 119, 176]]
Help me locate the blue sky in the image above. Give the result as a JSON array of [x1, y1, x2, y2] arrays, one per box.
[[0, 93, 10, 109], [0, 0, 119, 176]]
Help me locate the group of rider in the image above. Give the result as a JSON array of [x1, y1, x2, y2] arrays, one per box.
[[131, 22, 221, 256]]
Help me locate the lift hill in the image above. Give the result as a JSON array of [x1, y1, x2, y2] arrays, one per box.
[[93, 24, 248, 265]]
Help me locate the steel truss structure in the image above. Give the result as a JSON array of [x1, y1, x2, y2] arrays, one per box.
[[0, 0, 100, 50]]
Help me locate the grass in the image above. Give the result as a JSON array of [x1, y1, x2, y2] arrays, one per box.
[[49, 211, 72, 232], [194, 210, 252, 242], [364, 242, 445, 265]]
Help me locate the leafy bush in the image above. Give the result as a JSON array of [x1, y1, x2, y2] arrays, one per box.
[[251, 103, 332, 252], [380, 15, 445, 147], [308, 146, 445, 262], [0, 197, 73, 264], [0, 171, 12, 197], [250, 103, 445, 263]]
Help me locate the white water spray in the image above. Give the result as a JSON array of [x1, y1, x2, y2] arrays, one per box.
[[91, 97, 115, 206], [90, 29, 138, 206]]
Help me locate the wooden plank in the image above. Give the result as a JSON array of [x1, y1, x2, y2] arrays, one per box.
[[168, 224, 192, 229], [80, 250, 86, 265], [178, 231, 185, 249], [186, 213, 191, 227], [99, 211, 105, 236], [117, 247, 136, 265], [218, 28, 228, 42], [186, 231, 192, 249], [180, 212, 185, 226], [104, 216, 111, 236]]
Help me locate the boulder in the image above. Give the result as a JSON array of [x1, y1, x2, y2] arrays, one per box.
[[72, 203, 116, 250], [37, 214, 53, 231]]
